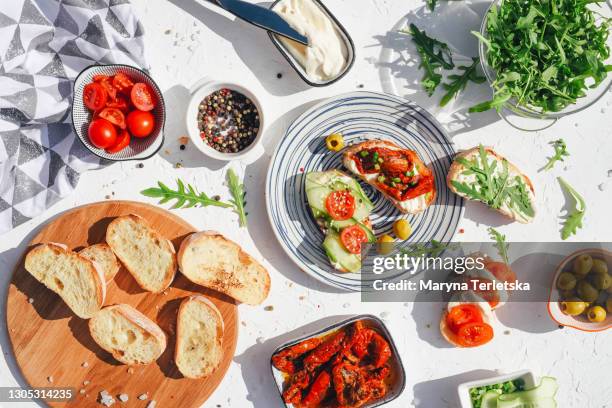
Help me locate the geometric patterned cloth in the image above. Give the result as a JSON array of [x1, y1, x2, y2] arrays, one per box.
[[0, 0, 147, 234]]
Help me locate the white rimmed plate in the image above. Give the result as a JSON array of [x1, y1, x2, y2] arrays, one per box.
[[265, 91, 463, 291]]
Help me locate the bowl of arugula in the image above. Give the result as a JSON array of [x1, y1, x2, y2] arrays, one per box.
[[471, 0, 612, 124]]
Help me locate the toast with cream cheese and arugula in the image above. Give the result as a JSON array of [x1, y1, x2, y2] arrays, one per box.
[[447, 145, 536, 223]]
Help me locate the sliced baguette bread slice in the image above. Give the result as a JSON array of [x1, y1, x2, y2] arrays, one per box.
[[106, 214, 176, 293], [447, 146, 536, 224], [79, 243, 120, 283], [178, 232, 270, 305], [89, 304, 166, 365], [175, 295, 224, 379], [24, 243, 105, 319]]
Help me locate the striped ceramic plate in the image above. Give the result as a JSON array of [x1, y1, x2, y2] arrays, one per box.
[[266, 91, 463, 291]]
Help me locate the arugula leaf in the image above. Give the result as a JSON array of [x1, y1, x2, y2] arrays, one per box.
[[487, 227, 510, 265], [440, 57, 486, 107], [470, 0, 611, 113], [426, 0, 437, 11], [141, 179, 232, 209], [402, 23, 454, 95], [451, 145, 535, 220], [558, 177, 586, 240], [227, 168, 248, 228], [541, 139, 569, 171]]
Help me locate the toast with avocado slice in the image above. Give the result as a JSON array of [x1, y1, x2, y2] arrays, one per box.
[[305, 170, 375, 273]]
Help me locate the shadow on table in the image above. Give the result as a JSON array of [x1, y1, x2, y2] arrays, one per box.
[[165, 0, 309, 97], [241, 99, 348, 294], [372, 0, 500, 137], [494, 251, 563, 334], [233, 314, 354, 406], [413, 369, 497, 407]]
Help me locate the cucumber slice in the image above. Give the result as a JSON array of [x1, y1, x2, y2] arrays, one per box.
[[497, 398, 557, 408], [497, 377, 557, 402], [305, 171, 373, 211], [480, 390, 502, 408], [306, 184, 371, 225], [322, 230, 361, 273]]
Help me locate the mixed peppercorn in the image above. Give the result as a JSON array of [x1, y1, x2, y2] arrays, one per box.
[[197, 88, 260, 153]]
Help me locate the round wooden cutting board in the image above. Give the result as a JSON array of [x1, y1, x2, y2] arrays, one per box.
[[6, 201, 238, 407]]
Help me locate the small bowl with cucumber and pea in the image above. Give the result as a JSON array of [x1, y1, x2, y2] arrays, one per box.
[[548, 249, 612, 332], [458, 370, 558, 408]]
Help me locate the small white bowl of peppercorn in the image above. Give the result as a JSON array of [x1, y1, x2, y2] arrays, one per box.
[[186, 80, 264, 162]]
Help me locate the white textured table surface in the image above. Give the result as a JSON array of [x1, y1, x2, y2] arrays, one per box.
[[1, 0, 612, 407]]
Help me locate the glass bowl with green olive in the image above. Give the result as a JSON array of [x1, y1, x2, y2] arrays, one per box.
[[548, 249, 612, 332]]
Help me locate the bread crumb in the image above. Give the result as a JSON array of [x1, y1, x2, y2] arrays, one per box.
[[82, 361, 89, 368], [99, 390, 115, 406], [264, 305, 274, 311], [47, 376, 53, 383], [138, 393, 148, 400], [127, 367, 134, 374], [179, 136, 189, 145], [146, 401, 156, 408], [28, 298, 34, 304], [118, 394, 129, 402], [80, 389, 86, 394], [83, 380, 90, 385]]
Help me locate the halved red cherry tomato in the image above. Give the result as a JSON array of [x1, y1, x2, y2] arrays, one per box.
[[83, 82, 107, 111], [92, 74, 110, 82], [98, 77, 117, 100], [112, 72, 134, 93], [131, 82, 156, 111], [106, 96, 129, 112], [325, 190, 355, 221], [105, 129, 130, 153], [126, 110, 155, 138], [456, 322, 494, 347], [340, 225, 368, 254], [98, 108, 126, 129], [88, 118, 117, 148], [446, 304, 483, 333]]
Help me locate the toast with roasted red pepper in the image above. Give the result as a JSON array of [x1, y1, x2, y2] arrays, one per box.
[[342, 140, 436, 214]]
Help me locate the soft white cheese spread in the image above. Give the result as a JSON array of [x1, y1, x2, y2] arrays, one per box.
[[273, 0, 348, 82]]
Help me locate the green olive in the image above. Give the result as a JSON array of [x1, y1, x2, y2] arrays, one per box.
[[591, 273, 612, 290], [577, 280, 600, 303], [591, 259, 609, 275], [573, 254, 593, 278], [560, 299, 588, 316], [393, 219, 412, 240], [325, 133, 344, 152], [559, 289, 576, 300], [377, 234, 394, 255], [556, 272, 577, 291], [587, 305, 607, 323], [606, 298, 612, 314]]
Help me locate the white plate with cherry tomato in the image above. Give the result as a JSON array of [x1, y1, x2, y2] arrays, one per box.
[[72, 64, 165, 161]]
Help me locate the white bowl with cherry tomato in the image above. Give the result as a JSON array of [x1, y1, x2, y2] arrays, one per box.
[[72, 64, 165, 161]]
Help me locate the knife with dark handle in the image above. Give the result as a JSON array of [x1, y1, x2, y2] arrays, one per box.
[[211, 0, 309, 45]]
